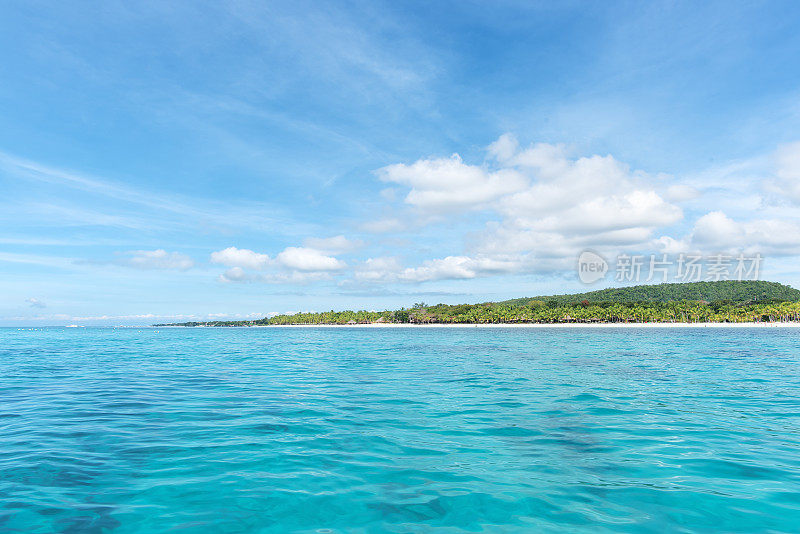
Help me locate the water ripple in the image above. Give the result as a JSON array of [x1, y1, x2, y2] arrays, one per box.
[[1, 326, 799, 532]]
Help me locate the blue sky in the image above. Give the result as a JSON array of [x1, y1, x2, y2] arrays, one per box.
[[3, 0, 800, 325]]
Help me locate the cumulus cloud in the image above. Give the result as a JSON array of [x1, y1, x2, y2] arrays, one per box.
[[123, 249, 194, 270], [218, 266, 251, 282], [464, 137, 683, 270], [209, 137, 800, 287], [496, 151, 679, 229], [487, 133, 520, 162], [26, 297, 46, 309], [690, 211, 800, 255], [496, 139, 572, 178], [263, 271, 333, 283], [210, 247, 272, 270], [211, 244, 346, 283], [377, 135, 684, 274], [399, 255, 524, 282], [359, 217, 406, 233], [211, 245, 346, 272], [505, 190, 681, 235], [303, 235, 363, 254], [341, 134, 696, 283], [774, 141, 800, 203], [691, 212, 744, 246], [353, 255, 525, 283], [665, 184, 701, 202], [276, 247, 346, 271], [377, 154, 528, 213], [354, 256, 403, 282], [218, 267, 333, 284]]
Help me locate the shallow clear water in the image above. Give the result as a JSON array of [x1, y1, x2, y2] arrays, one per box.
[[1, 327, 799, 533]]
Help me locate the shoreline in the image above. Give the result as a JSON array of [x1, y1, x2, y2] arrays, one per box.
[[232, 322, 800, 329]]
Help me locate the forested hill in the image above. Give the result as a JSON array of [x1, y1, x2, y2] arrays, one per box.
[[502, 281, 800, 306], [153, 281, 800, 326]]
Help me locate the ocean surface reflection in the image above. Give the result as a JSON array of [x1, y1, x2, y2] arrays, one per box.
[[1, 326, 799, 532]]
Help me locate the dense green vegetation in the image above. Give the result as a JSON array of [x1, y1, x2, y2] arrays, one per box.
[[501, 280, 800, 306], [154, 281, 800, 326]]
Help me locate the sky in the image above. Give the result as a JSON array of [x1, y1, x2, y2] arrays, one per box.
[[3, 0, 800, 325]]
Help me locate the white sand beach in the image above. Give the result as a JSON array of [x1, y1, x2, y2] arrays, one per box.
[[255, 322, 800, 328]]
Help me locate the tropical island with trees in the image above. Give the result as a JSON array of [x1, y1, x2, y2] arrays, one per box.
[[153, 280, 800, 326]]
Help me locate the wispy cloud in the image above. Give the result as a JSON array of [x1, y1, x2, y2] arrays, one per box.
[[0, 150, 318, 236], [0, 252, 79, 270], [26, 298, 46, 309], [119, 249, 195, 271]]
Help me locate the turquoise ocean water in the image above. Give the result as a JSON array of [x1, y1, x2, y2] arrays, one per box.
[[1, 326, 799, 533]]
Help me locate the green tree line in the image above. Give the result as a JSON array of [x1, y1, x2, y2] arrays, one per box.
[[153, 281, 800, 326]]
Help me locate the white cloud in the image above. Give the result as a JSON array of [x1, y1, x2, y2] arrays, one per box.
[[503, 141, 571, 178], [690, 211, 800, 255], [355, 134, 695, 283], [210, 244, 346, 283], [653, 235, 691, 255], [218, 267, 250, 282], [376, 136, 684, 271], [497, 152, 678, 227], [399, 255, 524, 283], [218, 267, 332, 284], [359, 217, 406, 233], [276, 247, 345, 271], [466, 138, 683, 267], [124, 249, 194, 270], [210, 247, 272, 270], [665, 184, 701, 202], [352, 254, 528, 284], [352, 254, 526, 284], [510, 190, 682, 235], [211, 245, 345, 272], [262, 271, 333, 283], [487, 133, 519, 162], [774, 141, 800, 203], [474, 225, 651, 262], [377, 154, 528, 213], [354, 256, 403, 282], [304, 235, 363, 254], [215, 137, 800, 287], [691, 211, 744, 246], [26, 297, 46, 309]]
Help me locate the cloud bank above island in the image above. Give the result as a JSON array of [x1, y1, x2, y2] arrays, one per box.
[[197, 135, 800, 286]]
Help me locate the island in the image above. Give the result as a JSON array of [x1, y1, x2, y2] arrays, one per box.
[[152, 281, 800, 326]]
